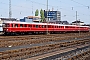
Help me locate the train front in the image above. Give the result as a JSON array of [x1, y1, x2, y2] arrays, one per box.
[[3, 22, 11, 35]]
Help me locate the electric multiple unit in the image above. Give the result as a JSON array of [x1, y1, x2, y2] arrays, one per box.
[[3, 21, 89, 35]]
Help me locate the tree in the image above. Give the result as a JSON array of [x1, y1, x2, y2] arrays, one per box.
[[35, 9, 39, 16], [40, 9, 45, 22]]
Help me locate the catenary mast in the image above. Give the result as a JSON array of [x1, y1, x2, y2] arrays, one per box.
[[9, 0, 12, 19]]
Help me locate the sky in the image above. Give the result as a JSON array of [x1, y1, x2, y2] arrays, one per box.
[[0, 0, 90, 24]]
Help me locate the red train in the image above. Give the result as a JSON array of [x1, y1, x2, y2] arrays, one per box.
[[3, 21, 89, 35]]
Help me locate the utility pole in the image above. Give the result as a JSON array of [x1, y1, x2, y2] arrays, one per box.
[[76, 11, 77, 25], [46, 0, 49, 35], [32, 1, 33, 16], [79, 19, 80, 36], [9, 0, 12, 19]]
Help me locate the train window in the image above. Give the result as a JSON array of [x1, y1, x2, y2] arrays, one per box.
[[11, 24, 14, 27], [28, 25, 30, 27], [50, 25, 52, 28], [65, 26, 68, 28], [39, 25, 42, 28], [57, 26, 58, 28], [33, 25, 35, 27], [48, 25, 50, 28], [5, 24, 10, 27], [61, 26, 63, 28], [36, 25, 38, 28], [42, 25, 44, 28], [15, 24, 18, 27], [25, 24, 27, 27], [29, 25, 32, 27], [44, 25, 46, 28], [20, 24, 23, 27], [52, 26, 54, 28], [55, 26, 57, 28]]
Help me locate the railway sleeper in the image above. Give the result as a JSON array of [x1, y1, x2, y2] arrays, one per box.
[[0, 40, 90, 59]]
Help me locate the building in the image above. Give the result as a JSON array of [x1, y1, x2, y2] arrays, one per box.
[[0, 18, 17, 23], [49, 20, 69, 24], [71, 20, 84, 25], [44, 10, 61, 21], [20, 16, 41, 23]]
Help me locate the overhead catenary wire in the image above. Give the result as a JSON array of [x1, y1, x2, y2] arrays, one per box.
[[0, 0, 89, 16], [28, 0, 84, 14], [70, 0, 89, 9], [0, 0, 90, 21]]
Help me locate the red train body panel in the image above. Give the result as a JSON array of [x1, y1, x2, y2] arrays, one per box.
[[3, 21, 89, 34]]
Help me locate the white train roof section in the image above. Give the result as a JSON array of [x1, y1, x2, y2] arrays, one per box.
[[3, 21, 89, 27]]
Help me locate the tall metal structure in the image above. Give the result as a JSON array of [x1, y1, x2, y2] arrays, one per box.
[[32, 1, 33, 16], [76, 11, 77, 25], [9, 0, 12, 19], [76, 11, 80, 35], [46, 0, 49, 34]]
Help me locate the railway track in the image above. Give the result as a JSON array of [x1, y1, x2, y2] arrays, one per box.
[[0, 33, 90, 48], [35, 44, 90, 60], [0, 38, 90, 60], [67, 49, 90, 60], [0, 32, 90, 60]]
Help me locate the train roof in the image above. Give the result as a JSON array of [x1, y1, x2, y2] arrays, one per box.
[[3, 21, 89, 27]]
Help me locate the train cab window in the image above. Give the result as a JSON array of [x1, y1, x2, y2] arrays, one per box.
[[36, 25, 38, 28], [20, 24, 23, 27], [5, 24, 10, 27], [15, 24, 18, 27]]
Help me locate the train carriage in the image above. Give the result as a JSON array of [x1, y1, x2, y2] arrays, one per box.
[[3, 21, 89, 35]]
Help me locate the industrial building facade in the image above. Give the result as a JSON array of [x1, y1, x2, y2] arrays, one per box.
[[44, 10, 61, 21], [20, 16, 41, 23]]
